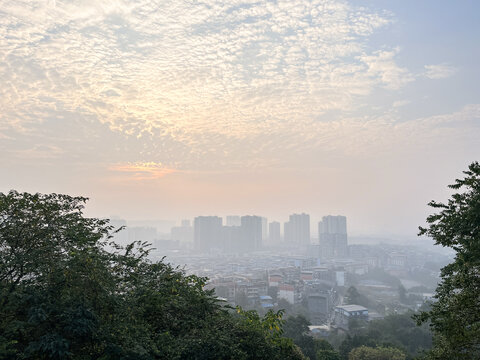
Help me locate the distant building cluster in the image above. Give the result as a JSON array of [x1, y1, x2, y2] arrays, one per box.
[[185, 213, 349, 256], [205, 258, 344, 323], [109, 213, 442, 329], [110, 213, 351, 258], [108, 214, 444, 329], [187, 241, 439, 327], [193, 215, 265, 253]]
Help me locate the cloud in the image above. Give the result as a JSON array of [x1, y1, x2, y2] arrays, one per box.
[[337, 104, 480, 158], [0, 0, 410, 150], [109, 161, 176, 180], [424, 63, 457, 79], [392, 100, 410, 108], [12, 145, 64, 159], [359, 49, 415, 90], [8, 0, 475, 178]]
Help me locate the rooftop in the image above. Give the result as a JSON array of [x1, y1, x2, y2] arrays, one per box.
[[336, 304, 368, 312]]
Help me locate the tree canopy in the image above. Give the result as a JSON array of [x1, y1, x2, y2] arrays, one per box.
[[416, 161, 480, 359], [281, 315, 341, 360], [335, 311, 431, 359], [0, 190, 305, 360], [348, 346, 405, 360]]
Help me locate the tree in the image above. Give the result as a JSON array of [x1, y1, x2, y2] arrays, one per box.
[[345, 286, 362, 305], [368, 313, 431, 356], [348, 346, 405, 360], [0, 191, 117, 359], [416, 162, 480, 359], [316, 339, 340, 360], [344, 286, 369, 308], [282, 315, 342, 360], [283, 315, 317, 359], [335, 312, 431, 359], [339, 335, 377, 360], [0, 191, 306, 360]]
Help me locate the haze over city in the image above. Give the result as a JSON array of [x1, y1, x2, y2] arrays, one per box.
[[2, 1, 480, 358], [1, 0, 479, 238]]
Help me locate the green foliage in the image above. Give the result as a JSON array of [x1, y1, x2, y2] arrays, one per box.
[[367, 313, 431, 356], [282, 316, 341, 360], [317, 350, 340, 360], [316, 339, 335, 352], [316, 339, 340, 360], [339, 335, 377, 360], [283, 315, 311, 338], [0, 191, 305, 360], [283, 315, 317, 359], [344, 287, 368, 308], [348, 346, 406, 360], [336, 312, 431, 359], [416, 162, 480, 359]]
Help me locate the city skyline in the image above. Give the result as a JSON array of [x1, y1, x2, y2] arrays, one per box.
[[106, 211, 426, 240], [111, 212, 349, 236]]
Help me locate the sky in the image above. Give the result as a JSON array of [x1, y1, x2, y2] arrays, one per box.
[[1, 0, 479, 237]]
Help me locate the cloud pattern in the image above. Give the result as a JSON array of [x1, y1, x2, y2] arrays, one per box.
[[0, 0, 477, 175], [424, 63, 457, 80]]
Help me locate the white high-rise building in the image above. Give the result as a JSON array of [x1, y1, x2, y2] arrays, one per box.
[[284, 213, 310, 245], [318, 215, 348, 258], [269, 221, 281, 243], [261, 217, 268, 241], [240, 215, 263, 252], [194, 216, 223, 253]]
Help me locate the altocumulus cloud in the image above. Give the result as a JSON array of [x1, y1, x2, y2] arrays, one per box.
[[1, 0, 404, 138], [2, 0, 476, 175], [424, 63, 457, 80]]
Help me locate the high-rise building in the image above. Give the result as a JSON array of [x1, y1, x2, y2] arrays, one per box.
[[222, 225, 242, 253], [194, 216, 223, 253], [240, 215, 263, 252], [171, 219, 193, 244], [261, 217, 268, 241], [318, 215, 348, 258], [284, 213, 310, 245], [226, 215, 241, 226], [269, 221, 281, 243], [319, 215, 347, 234]]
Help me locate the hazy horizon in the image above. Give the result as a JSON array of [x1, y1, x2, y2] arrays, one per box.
[[1, 0, 479, 238]]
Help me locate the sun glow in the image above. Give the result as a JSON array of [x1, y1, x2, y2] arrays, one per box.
[[110, 162, 176, 180]]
